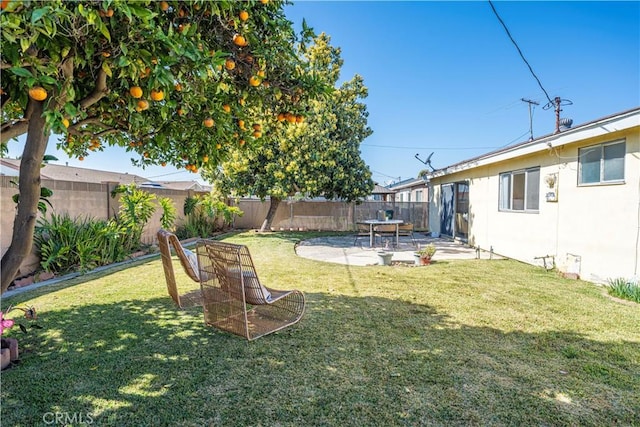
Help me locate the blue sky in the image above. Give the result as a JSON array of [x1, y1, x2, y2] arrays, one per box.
[[6, 1, 639, 186]]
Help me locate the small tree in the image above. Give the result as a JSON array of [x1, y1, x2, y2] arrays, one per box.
[[207, 33, 374, 231]]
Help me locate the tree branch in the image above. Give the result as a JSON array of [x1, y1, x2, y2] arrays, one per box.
[[79, 68, 108, 109], [0, 101, 36, 143]]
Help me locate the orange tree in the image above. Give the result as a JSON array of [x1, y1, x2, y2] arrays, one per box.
[[0, 0, 320, 293], [205, 33, 373, 231]]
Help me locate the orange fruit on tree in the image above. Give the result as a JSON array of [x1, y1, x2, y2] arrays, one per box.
[[203, 117, 215, 128], [203, 155, 209, 163], [261, 0, 268, 4], [160, 1, 169, 11], [249, 76, 261, 87], [296, 115, 304, 123], [239, 10, 249, 21], [28, 86, 48, 101], [285, 112, 296, 123], [233, 34, 247, 47], [222, 104, 231, 113], [129, 86, 143, 98], [277, 113, 285, 122], [237, 119, 245, 130], [0, 0, 10, 10], [62, 118, 70, 128], [252, 123, 261, 131], [78, 156, 84, 161], [150, 89, 164, 101], [239, 139, 246, 146], [174, 83, 182, 91], [238, 97, 245, 106], [137, 99, 149, 111], [161, 161, 167, 167], [257, 70, 266, 78], [216, 143, 222, 149], [225, 58, 236, 70], [106, 8, 114, 17], [252, 131, 262, 138]]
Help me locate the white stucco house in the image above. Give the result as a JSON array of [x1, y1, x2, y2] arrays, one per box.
[[424, 107, 640, 283]]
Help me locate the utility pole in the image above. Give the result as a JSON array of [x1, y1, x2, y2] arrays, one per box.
[[521, 98, 539, 141]]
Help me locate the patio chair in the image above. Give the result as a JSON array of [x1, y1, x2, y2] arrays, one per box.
[[157, 229, 203, 309], [353, 223, 371, 246], [374, 223, 397, 247], [398, 222, 417, 246], [197, 239, 305, 341]]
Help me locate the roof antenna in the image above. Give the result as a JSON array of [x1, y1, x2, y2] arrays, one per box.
[[521, 98, 539, 141], [543, 96, 573, 134], [415, 152, 435, 172]]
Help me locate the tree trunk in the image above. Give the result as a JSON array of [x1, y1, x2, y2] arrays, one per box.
[[1, 101, 50, 294], [259, 196, 281, 232]]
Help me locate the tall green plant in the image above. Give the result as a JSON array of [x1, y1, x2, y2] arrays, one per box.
[[159, 197, 177, 232], [112, 184, 156, 251]]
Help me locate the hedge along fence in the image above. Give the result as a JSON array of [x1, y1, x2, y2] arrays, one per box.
[[0, 175, 207, 278]]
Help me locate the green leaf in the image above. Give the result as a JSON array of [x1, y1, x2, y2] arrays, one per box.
[[39, 76, 57, 85], [43, 155, 58, 162], [64, 103, 78, 118], [117, 56, 130, 67], [20, 38, 30, 54], [31, 7, 50, 24], [98, 20, 111, 42], [10, 67, 33, 78], [102, 62, 113, 78], [41, 187, 53, 198], [128, 5, 157, 21]]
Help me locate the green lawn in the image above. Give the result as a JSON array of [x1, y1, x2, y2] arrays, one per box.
[[1, 232, 639, 426]]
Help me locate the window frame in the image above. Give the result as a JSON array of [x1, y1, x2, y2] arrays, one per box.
[[577, 139, 625, 186], [498, 167, 540, 213]]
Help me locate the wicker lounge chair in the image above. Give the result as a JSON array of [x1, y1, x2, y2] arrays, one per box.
[[157, 229, 203, 309], [197, 239, 305, 340]]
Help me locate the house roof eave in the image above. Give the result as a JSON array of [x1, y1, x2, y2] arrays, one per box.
[[427, 107, 640, 179]]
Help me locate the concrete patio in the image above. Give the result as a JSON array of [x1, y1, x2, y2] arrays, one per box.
[[295, 233, 504, 266]]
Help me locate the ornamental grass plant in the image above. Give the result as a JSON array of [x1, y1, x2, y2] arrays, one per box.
[[1, 232, 638, 426]]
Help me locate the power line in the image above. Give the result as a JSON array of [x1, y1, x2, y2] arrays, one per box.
[[362, 144, 498, 150], [488, 0, 553, 105]]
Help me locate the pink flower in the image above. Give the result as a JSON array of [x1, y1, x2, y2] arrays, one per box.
[[0, 312, 15, 335]]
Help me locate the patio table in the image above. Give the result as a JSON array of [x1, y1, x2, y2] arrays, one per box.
[[357, 219, 404, 247]]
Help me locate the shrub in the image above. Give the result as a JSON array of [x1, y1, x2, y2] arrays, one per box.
[[175, 194, 242, 239], [35, 213, 129, 274], [607, 277, 640, 303]]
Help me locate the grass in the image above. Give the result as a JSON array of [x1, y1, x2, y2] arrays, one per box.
[[1, 231, 639, 426]]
